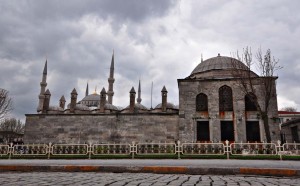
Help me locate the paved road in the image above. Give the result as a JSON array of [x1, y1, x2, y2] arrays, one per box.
[[1, 159, 299, 169], [0, 172, 299, 186]]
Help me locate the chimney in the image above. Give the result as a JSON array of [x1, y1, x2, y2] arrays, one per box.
[[42, 89, 51, 114], [100, 87, 107, 113], [70, 88, 78, 113], [129, 87, 136, 113], [161, 86, 168, 112], [59, 95, 66, 110]]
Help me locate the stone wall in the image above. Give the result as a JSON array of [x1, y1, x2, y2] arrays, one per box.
[[24, 113, 179, 144]]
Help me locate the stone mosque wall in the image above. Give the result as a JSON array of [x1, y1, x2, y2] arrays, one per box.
[[24, 113, 179, 144]]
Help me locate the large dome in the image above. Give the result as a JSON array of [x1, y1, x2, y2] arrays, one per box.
[[190, 54, 257, 79]]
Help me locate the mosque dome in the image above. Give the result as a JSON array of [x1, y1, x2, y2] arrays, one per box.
[[80, 93, 100, 107], [189, 54, 258, 79]]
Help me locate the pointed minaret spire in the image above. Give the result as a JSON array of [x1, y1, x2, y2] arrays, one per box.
[[201, 53, 203, 62], [137, 79, 142, 104], [37, 60, 48, 112], [43, 60, 47, 74], [85, 82, 89, 97], [107, 50, 115, 104]]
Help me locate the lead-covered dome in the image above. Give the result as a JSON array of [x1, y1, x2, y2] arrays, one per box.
[[189, 54, 257, 79]]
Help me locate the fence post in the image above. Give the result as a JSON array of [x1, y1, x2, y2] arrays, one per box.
[[131, 141, 135, 159], [277, 140, 282, 161], [9, 142, 13, 159], [177, 140, 181, 159], [88, 143, 92, 159], [48, 142, 52, 159], [225, 140, 230, 160]]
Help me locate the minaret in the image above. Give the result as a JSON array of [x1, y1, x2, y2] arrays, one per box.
[[85, 82, 89, 97], [107, 51, 115, 104], [161, 86, 168, 112], [129, 87, 136, 113], [37, 60, 48, 112], [137, 80, 142, 104]]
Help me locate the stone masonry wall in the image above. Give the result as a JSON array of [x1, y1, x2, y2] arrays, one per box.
[[24, 113, 179, 144], [178, 78, 280, 142]]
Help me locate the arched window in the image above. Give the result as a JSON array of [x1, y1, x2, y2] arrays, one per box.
[[245, 93, 257, 111], [219, 85, 233, 111], [196, 93, 208, 111]]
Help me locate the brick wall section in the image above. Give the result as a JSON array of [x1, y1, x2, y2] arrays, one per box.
[[23, 113, 179, 144]]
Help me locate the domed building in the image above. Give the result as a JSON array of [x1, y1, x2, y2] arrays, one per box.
[[24, 53, 280, 144], [178, 54, 279, 142]]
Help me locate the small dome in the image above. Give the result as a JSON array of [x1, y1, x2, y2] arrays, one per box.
[[75, 104, 90, 111], [48, 106, 64, 111], [67, 103, 90, 111], [125, 103, 149, 110], [190, 55, 257, 79], [155, 102, 177, 110], [104, 103, 119, 111]]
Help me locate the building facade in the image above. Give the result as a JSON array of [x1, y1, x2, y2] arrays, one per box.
[[24, 53, 280, 144]]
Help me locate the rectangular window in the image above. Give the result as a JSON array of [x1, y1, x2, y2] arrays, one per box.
[[197, 121, 210, 141], [246, 121, 261, 142], [221, 121, 234, 141]]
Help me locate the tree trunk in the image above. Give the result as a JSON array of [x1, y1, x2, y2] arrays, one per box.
[[262, 112, 271, 142]]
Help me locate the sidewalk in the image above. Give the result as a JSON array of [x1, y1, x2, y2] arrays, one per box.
[[0, 159, 299, 177]]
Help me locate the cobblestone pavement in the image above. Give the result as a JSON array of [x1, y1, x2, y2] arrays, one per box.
[[0, 172, 299, 186]]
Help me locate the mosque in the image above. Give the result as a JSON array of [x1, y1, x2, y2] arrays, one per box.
[[23, 52, 280, 143]]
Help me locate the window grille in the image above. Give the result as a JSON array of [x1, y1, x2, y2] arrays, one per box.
[[219, 85, 233, 111]]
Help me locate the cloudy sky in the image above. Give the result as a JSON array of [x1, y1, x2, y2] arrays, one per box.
[[1, 0, 300, 121]]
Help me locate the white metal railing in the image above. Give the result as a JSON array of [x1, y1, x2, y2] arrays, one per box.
[[182, 142, 225, 155], [230, 142, 277, 155], [92, 144, 131, 155], [136, 142, 176, 155], [282, 142, 300, 155], [0, 141, 299, 159]]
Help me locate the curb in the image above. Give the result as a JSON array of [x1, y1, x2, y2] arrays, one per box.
[[0, 165, 299, 177]]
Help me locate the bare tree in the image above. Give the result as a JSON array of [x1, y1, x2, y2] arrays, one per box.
[[281, 106, 297, 112], [0, 89, 13, 122], [232, 47, 281, 142], [0, 118, 24, 143]]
